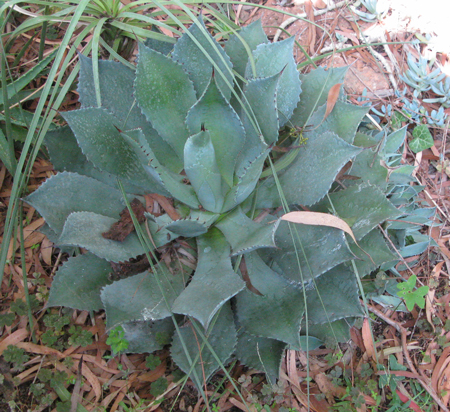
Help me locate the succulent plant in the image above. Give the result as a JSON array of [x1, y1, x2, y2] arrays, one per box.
[[26, 18, 420, 386], [400, 53, 445, 94], [351, 0, 389, 22]]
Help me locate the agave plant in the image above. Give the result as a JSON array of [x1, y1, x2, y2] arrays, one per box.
[[26, 18, 416, 385]]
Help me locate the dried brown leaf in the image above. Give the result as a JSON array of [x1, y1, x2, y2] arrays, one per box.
[[362, 318, 376, 362], [323, 83, 343, 122], [281, 211, 357, 243]]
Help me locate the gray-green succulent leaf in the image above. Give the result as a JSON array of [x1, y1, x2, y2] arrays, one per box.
[[25, 17, 425, 387]]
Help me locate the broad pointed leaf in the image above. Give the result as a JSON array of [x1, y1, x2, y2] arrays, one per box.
[[236, 253, 304, 347], [172, 228, 245, 328], [58, 212, 147, 262], [135, 43, 196, 159], [172, 18, 234, 100], [79, 55, 180, 171], [241, 73, 280, 145], [47, 253, 112, 311], [144, 26, 175, 55], [261, 220, 354, 283], [348, 149, 388, 191], [245, 36, 301, 127], [223, 148, 270, 212], [305, 101, 369, 144], [101, 263, 185, 330], [304, 265, 364, 326], [165, 210, 219, 237], [123, 318, 175, 354], [186, 76, 245, 186], [215, 207, 278, 255], [171, 302, 236, 387], [256, 131, 361, 208], [25, 172, 128, 234], [224, 19, 268, 81], [291, 66, 347, 127], [305, 318, 356, 344], [62, 108, 159, 191], [235, 331, 286, 384], [383, 126, 407, 154], [122, 129, 199, 209], [44, 127, 149, 194], [184, 130, 224, 213], [314, 183, 401, 240], [146, 213, 178, 247], [350, 228, 395, 277]]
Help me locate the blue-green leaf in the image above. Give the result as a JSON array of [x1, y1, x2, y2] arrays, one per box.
[[245, 36, 301, 127], [123, 318, 175, 354], [24, 172, 129, 234], [101, 263, 185, 330], [236, 253, 304, 347], [58, 212, 147, 262], [256, 131, 361, 208], [304, 265, 364, 325], [171, 302, 236, 388], [172, 228, 245, 328], [305, 101, 369, 144], [261, 220, 354, 284], [314, 183, 401, 240], [291, 66, 347, 127], [165, 210, 219, 237], [135, 43, 196, 159], [172, 17, 234, 101], [186, 76, 245, 186], [62, 108, 158, 191], [47, 253, 112, 311], [184, 130, 225, 213], [241, 73, 280, 146], [224, 19, 268, 82], [216, 207, 278, 255], [235, 331, 286, 384], [223, 148, 270, 212]]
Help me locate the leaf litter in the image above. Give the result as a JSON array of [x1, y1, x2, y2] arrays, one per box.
[[2, 0, 450, 411]]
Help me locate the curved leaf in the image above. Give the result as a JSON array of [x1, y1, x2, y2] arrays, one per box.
[[172, 228, 245, 328], [291, 66, 347, 127], [304, 265, 364, 326], [235, 331, 286, 384], [101, 263, 185, 330], [123, 318, 176, 354], [245, 36, 301, 127], [44, 127, 150, 194], [224, 19, 268, 82], [261, 220, 354, 284], [171, 302, 236, 388], [25, 172, 128, 234], [313, 183, 401, 240], [47, 253, 112, 311], [172, 17, 234, 100], [241, 73, 280, 146], [135, 43, 196, 159], [216, 207, 279, 255], [184, 130, 224, 213], [236, 253, 304, 346], [186, 76, 245, 186], [256, 131, 361, 208], [62, 108, 159, 191], [58, 212, 147, 262]]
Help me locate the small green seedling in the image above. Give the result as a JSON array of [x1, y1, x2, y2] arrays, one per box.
[[106, 325, 129, 355], [396, 274, 429, 311]]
